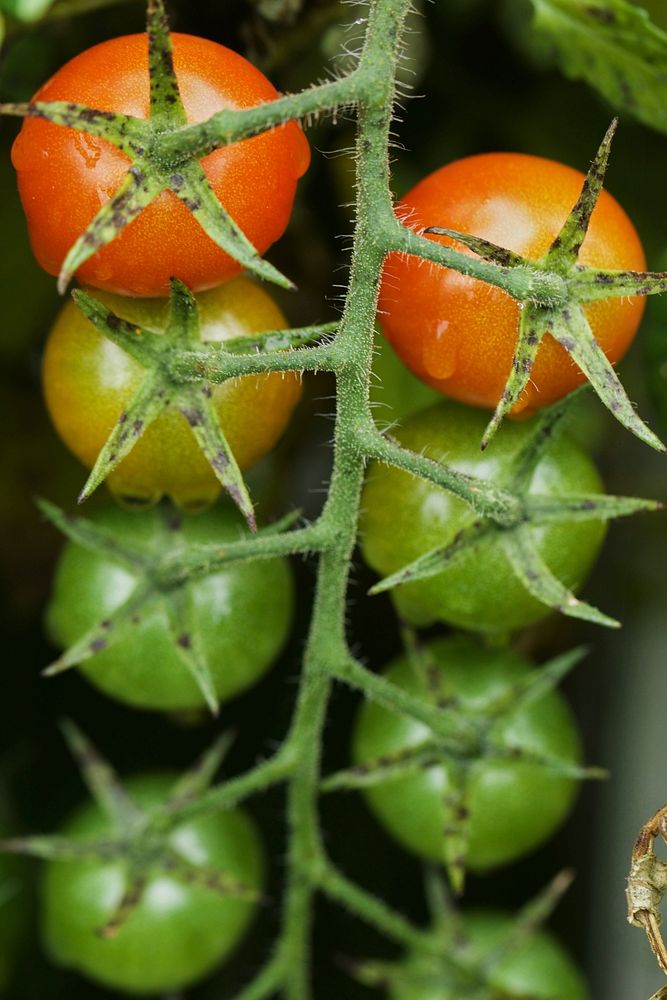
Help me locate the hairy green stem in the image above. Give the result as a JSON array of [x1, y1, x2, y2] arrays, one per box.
[[361, 426, 522, 525], [229, 955, 286, 1000], [166, 523, 325, 584], [332, 657, 479, 750], [392, 225, 569, 306], [156, 73, 364, 163], [271, 0, 415, 994], [317, 863, 429, 951], [162, 752, 295, 826], [168, 341, 339, 382]]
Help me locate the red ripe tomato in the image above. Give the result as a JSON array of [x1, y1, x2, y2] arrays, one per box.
[[11, 34, 310, 297], [379, 153, 646, 415]]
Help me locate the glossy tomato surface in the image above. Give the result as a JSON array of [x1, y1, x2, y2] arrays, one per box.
[[390, 910, 588, 1000], [379, 152, 646, 414], [42, 276, 303, 510], [360, 401, 606, 633], [42, 774, 263, 994], [353, 636, 581, 871], [12, 33, 310, 296], [46, 504, 294, 712]]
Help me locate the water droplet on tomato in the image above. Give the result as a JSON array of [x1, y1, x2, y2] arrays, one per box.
[[423, 320, 457, 380]]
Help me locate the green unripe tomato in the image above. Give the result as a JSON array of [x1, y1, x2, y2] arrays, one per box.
[[390, 910, 588, 1000], [46, 504, 294, 712], [352, 636, 581, 871], [42, 774, 263, 995], [360, 401, 606, 633]]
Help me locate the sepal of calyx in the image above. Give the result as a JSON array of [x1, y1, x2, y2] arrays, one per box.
[[322, 638, 605, 894], [348, 870, 575, 999], [423, 120, 667, 453], [74, 279, 257, 527], [0, 0, 292, 293], [37, 497, 301, 715], [0, 723, 258, 939], [369, 393, 662, 628]]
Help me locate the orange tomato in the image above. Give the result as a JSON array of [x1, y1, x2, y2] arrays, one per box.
[[379, 152, 646, 415], [12, 34, 310, 297]]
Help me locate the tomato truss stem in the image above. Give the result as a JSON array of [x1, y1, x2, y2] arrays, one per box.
[[16, 0, 667, 995]]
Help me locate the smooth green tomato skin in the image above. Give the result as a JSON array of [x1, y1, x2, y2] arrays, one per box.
[[42, 774, 264, 995], [360, 401, 606, 634], [45, 505, 294, 712], [352, 636, 581, 871], [390, 911, 588, 1000]]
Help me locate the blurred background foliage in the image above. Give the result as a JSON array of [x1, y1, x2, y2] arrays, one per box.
[[0, 0, 666, 997]]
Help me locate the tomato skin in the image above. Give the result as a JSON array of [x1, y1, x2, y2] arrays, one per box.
[[390, 910, 588, 1000], [379, 152, 646, 414], [12, 33, 310, 297], [352, 636, 581, 872], [42, 774, 264, 995], [360, 401, 606, 633], [42, 277, 303, 510], [46, 504, 294, 712]]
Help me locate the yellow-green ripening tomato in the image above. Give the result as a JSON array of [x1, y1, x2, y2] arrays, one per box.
[[42, 277, 303, 511]]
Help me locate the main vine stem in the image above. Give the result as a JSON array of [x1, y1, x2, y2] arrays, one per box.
[[272, 0, 416, 996]]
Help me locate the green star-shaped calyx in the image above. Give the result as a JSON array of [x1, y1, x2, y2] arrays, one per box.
[[39, 498, 301, 715], [369, 394, 662, 628], [0, 0, 292, 293], [350, 871, 576, 1000], [323, 635, 603, 894], [73, 279, 258, 528], [0, 723, 258, 939]]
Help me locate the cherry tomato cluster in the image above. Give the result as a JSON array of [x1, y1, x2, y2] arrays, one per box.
[[5, 22, 310, 993], [0, 0, 657, 996]]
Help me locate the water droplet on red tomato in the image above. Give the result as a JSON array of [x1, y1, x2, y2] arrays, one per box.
[[423, 320, 457, 380]]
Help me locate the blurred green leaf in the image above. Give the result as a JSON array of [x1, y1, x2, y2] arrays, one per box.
[[527, 0, 667, 134]]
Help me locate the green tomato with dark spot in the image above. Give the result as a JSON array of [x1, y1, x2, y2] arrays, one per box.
[[42, 774, 263, 995], [389, 910, 588, 1000], [352, 636, 581, 872], [360, 401, 606, 634], [46, 504, 294, 712]]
